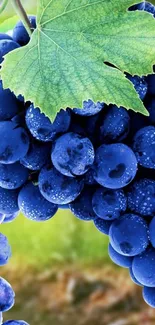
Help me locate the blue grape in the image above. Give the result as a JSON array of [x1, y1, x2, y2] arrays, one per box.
[[20, 141, 51, 171], [12, 16, 36, 46], [0, 81, 19, 121], [2, 320, 29, 325], [2, 322, 29, 325], [18, 182, 58, 221], [108, 244, 132, 268], [133, 126, 155, 169], [0, 121, 29, 164], [92, 188, 127, 220], [73, 99, 104, 116], [69, 187, 97, 221], [144, 2, 155, 15], [0, 40, 19, 64], [129, 267, 142, 286], [2, 212, 18, 224], [39, 166, 84, 204], [0, 187, 19, 214], [0, 33, 12, 41], [149, 217, 155, 247], [0, 233, 11, 266], [99, 106, 130, 143], [26, 105, 71, 142], [0, 162, 29, 189], [109, 214, 149, 256], [143, 287, 155, 308], [132, 247, 155, 287], [51, 132, 94, 177], [127, 75, 147, 100], [93, 143, 137, 189], [127, 178, 155, 217], [94, 218, 113, 235], [0, 277, 15, 312]]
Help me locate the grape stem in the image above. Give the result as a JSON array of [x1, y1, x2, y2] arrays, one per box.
[[11, 0, 33, 37], [0, 0, 9, 15]]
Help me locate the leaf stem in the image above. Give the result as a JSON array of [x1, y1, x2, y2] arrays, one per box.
[[0, 0, 9, 15], [11, 0, 33, 37]]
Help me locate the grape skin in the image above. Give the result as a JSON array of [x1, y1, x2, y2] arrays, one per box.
[[92, 187, 127, 220], [108, 244, 133, 268], [0, 81, 19, 121], [94, 218, 113, 235], [2, 322, 29, 325], [109, 214, 149, 256], [39, 166, 84, 205], [0, 187, 19, 214], [51, 132, 95, 177], [0, 233, 11, 266], [18, 182, 58, 221], [0, 40, 19, 64], [0, 162, 29, 189], [69, 187, 97, 221], [133, 126, 155, 169], [132, 247, 155, 287], [0, 121, 30, 164], [93, 143, 137, 189]]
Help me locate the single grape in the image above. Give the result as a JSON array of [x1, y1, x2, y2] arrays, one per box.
[[143, 287, 155, 308], [0, 233, 11, 266], [69, 187, 97, 221], [20, 141, 51, 171], [129, 267, 142, 286], [0, 81, 19, 121], [99, 105, 130, 143], [94, 218, 113, 235], [18, 182, 58, 221], [0, 277, 15, 312], [108, 244, 133, 268], [133, 126, 155, 169], [0, 33, 12, 41], [0, 187, 19, 214], [39, 166, 84, 204], [127, 178, 155, 217], [26, 105, 71, 142], [109, 213, 149, 256], [92, 188, 127, 220], [132, 247, 155, 287], [12, 16, 36, 46], [0, 121, 29, 164], [51, 132, 94, 177], [127, 75, 147, 100], [0, 40, 19, 64], [73, 99, 104, 116], [93, 143, 137, 189], [2, 321, 29, 325], [2, 212, 18, 224], [0, 162, 29, 189]]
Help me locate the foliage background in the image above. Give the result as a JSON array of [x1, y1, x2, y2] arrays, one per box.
[[0, 1, 155, 324]]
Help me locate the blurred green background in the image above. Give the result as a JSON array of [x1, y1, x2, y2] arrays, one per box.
[[0, 1, 155, 324]]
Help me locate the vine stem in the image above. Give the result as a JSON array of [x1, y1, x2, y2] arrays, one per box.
[[0, 0, 9, 14], [11, 0, 33, 37]]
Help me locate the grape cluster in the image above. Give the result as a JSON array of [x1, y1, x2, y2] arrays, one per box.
[[0, 1, 155, 317]]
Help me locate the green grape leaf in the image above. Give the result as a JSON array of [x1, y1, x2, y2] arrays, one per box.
[[1, 0, 155, 120]]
